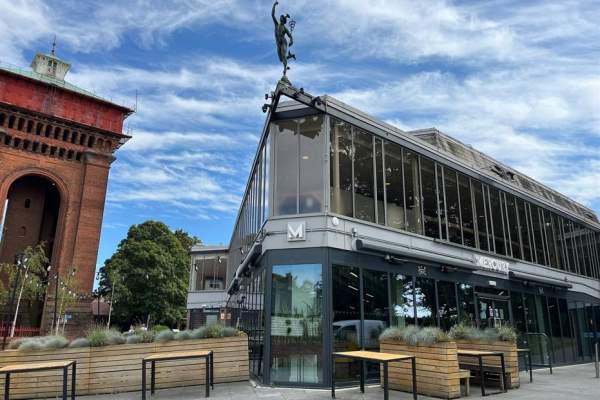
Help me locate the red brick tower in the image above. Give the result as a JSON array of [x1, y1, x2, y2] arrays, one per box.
[[0, 48, 133, 334]]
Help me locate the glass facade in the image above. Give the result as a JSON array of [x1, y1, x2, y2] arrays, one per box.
[[326, 115, 600, 280], [192, 255, 227, 291], [271, 264, 323, 384]]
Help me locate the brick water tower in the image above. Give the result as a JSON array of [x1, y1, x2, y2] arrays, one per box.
[[0, 47, 133, 335]]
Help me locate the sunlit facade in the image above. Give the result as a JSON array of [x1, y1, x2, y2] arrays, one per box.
[[223, 86, 600, 388]]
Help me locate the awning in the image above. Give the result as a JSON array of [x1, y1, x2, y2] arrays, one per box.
[[354, 238, 477, 272], [509, 271, 572, 289]]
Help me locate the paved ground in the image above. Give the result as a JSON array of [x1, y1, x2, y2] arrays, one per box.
[[47, 363, 599, 400]]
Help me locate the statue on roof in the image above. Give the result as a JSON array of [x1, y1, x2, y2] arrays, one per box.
[[272, 1, 296, 83]]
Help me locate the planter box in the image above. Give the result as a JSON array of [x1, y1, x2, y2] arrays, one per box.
[[455, 340, 519, 389], [380, 340, 461, 399], [0, 336, 249, 399]]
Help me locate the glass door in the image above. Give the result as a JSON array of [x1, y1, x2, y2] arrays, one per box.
[[477, 296, 510, 328]]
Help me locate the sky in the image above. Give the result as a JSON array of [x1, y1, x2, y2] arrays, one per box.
[[1, 0, 599, 282]]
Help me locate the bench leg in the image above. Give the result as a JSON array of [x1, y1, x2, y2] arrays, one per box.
[[528, 352, 533, 382], [72, 362, 77, 400], [360, 359, 364, 393], [331, 355, 336, 399], [142, 361, 146, 400], [4, 373, 9, 400], [411, 357, 417, 400], [151, 361, 155, 395], [465, 378, 470, 397], [500, 354, 507, 392], [210, 352, 214, 389], [63, 366, 68, 400], [205, 356, 210, 398], [383, 362, 389, 400], [479, 356, 485, 397]]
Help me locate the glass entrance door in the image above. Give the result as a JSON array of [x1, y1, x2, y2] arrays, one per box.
[[477, 297, 510, 328]]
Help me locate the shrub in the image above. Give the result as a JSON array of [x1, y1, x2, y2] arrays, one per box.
[[68, 338, 90, 348], [106, 330, 126, 345], [8, 338, 25, 350], [191, 327, 207, 339], [18, 339, 44, 353], [448, 323, 517, 343], [379, 325, 448, 345], [44, 336, 68, 349], [86, 327, 110, 347], [174, 330, 192, 341], [134, 329, 155, 343], [126, 335, 142, 344], [205, 323, 225, 338], [223, 327, 238, 337], [152, 325, 170, 333], [155, 330, 175, 343]]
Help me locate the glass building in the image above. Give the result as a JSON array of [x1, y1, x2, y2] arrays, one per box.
[[223, 84, 600, 387]]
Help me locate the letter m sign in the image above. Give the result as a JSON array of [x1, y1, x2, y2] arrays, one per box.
[[287, 221, 306, 242]]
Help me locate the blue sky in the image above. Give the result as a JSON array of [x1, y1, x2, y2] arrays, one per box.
[[1, 0, 599, 282]]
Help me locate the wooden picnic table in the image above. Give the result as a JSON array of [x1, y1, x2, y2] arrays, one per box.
[[141, 350, 213, 400], [457, 350, 507, 397], [331, 350, 417, 400], [0, 360, 76, 400]]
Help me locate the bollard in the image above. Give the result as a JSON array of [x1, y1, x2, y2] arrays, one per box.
[[594, 342, 600, 378]]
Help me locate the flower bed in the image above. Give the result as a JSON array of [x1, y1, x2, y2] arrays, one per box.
[[0, 335, 249, 399], [379, 326, 461, 399]]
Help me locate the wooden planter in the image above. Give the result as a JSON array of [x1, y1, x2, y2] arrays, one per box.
[[0, 335, 249, 399], [455, 340, 519, 389], [380, 340, 461, 399]]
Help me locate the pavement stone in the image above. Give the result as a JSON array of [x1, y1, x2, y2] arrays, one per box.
[[43, 363, 599, 400]]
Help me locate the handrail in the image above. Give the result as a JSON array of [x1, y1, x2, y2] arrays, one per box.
[[520, 332, 553, 373]]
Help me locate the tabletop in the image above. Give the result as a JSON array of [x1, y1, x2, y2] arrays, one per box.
[[333, 351, 413, 362], [0, 360, 75, 373], [457, 350, 504, 356], [144, 350, 212, 361]]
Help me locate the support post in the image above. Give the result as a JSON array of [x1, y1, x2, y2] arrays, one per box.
[[595, 342, 599, 379]]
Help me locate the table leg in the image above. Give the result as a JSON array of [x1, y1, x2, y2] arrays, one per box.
[[4, 373, 10, 400], [528, 351, 533, 382], [411, 357, 417, 400], [63, 366, 68, 400], [142, 361, 146, 400], [360, 359, 364, 393], [72, 362, 77, 400], [479, 356, 486, 397], [205, 355, 210, 398], [383, 362, 389, 400], [210, 352, 214, 389], [500, 354, 507, 392], [151, 361, 156, 395], [331, 355, 336, 399]]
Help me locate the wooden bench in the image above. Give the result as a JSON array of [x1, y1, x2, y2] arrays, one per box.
[[0, 360, 76, 400], [332, 350, 417, 400], [142, 350, 213, 400], [459, 369, 471, 397], [457, 350, 507, 397]]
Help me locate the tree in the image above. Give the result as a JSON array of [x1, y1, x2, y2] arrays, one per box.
[[0, 243, 48, 336], [98, 221, 199, 328]]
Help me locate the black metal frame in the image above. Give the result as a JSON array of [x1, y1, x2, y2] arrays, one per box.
[[458, 351, 507, 397], [2, 360, 76, 400], [517, 348, 533, 383], [331, 352, 417, 400], [141, 351, 213, 400]]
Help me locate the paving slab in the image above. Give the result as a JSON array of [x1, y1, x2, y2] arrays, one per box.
[[43, 363, 599, 400]]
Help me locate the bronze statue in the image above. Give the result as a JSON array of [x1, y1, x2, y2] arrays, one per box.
[[272, 1, 296, 81]]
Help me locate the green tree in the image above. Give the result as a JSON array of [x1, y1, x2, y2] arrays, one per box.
[[98, 221, 199, 328], [0, 243, 49, 336]]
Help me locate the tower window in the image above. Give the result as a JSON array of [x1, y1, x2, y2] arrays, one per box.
[[18, 226, 26, 237], [24, 199, 31, 208]]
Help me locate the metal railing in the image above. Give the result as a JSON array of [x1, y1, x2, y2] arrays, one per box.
[[520, 332, 553, 373]]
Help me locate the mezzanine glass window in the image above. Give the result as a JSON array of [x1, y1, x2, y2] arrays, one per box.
[[473, 182, 490, 252], [489, 187, 507, 256], [385, 141, 405, 230], [274, 116, 325, 216], [421, 157, 439, 239], [458, 174, 475, 247], [444, 169, 462, 244], [404, 150, 422, 234], [330, 119, 353, 217], [505, 194, 522, 260], [353, 128, 376, 222], [375, 138, 385, 225], [530, 205, 547, 266], [517, 198, 532, 262]]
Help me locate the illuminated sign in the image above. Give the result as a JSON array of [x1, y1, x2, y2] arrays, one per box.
[[473, 254, 510, 275]]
